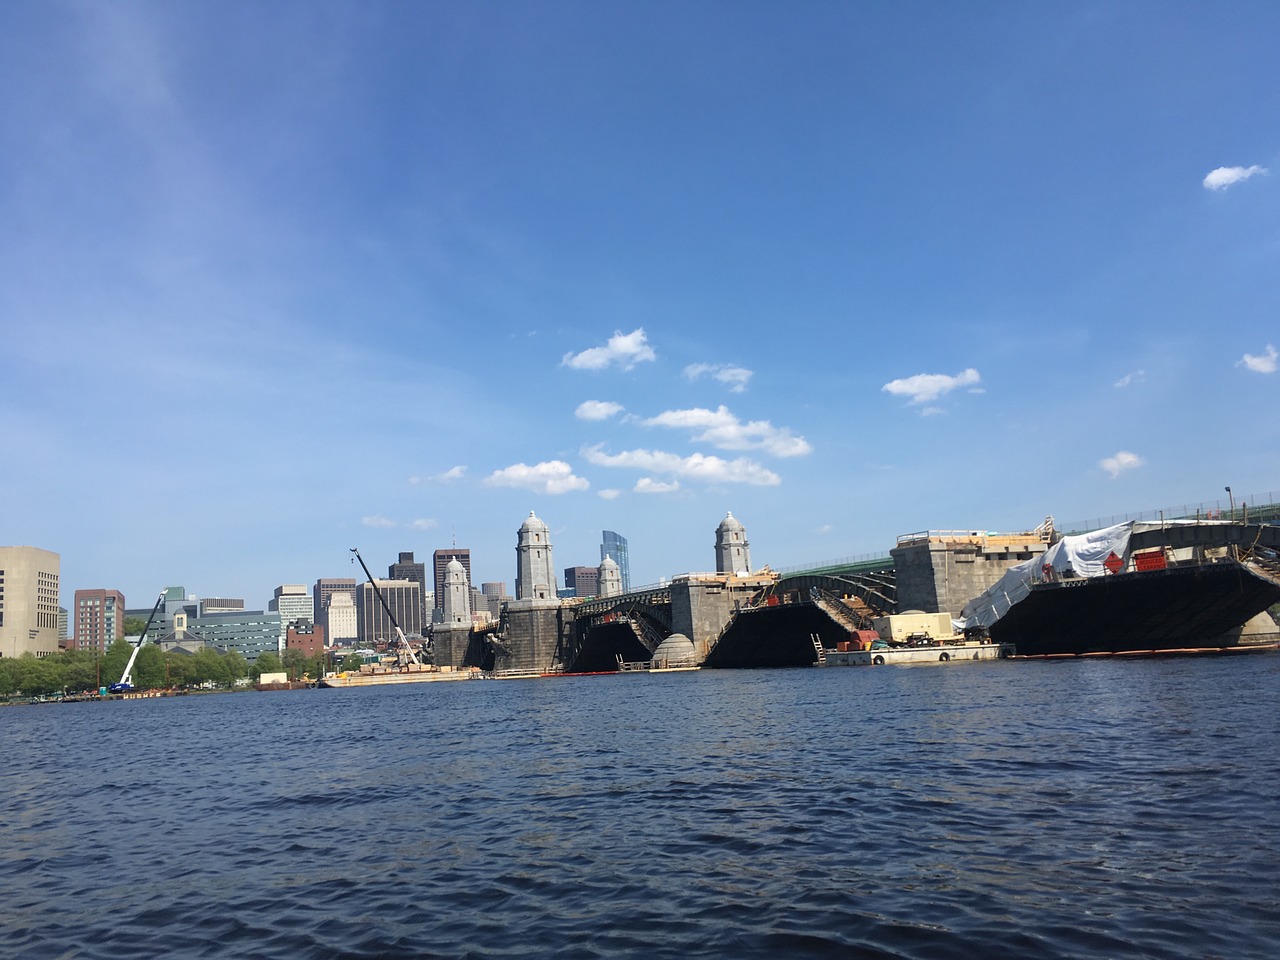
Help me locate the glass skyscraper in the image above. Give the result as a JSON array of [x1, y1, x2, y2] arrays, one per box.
[[600, 530, 631, 592]]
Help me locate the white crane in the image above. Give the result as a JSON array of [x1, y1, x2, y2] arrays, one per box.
[[110, 590, 165, 693]]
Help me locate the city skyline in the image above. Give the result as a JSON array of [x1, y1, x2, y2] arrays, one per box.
[[3, 3, 1277, 610]]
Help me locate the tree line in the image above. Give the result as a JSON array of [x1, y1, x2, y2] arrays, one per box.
[[0, 640, 361, 698]]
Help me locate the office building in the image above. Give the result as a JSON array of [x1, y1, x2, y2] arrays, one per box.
[[286, 620, 326, 659], [357, 579, 423, 645], [601, 530, 631, 592], [563, 566, 599, 599], [325, 592, 358, 645], [389, 552, 429, 622], [269, 585, 314, 651], [0, 546, 61, 658], [189, 610, 282, 663], [200, 598, 244, 615], [313, 578, 358, 636], [73, 588, 126, 652]]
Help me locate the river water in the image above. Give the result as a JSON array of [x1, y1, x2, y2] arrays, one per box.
[[3, 655, 1279, 959]]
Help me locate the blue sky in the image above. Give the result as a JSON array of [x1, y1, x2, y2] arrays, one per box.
[[2, 1, 1277, 610]]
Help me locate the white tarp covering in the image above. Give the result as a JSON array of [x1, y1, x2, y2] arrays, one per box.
[[960, 522, 1134, 629]]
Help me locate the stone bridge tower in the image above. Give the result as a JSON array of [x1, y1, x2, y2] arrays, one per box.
[[715, 512, 751, 576], [516, 511, 556, 600]]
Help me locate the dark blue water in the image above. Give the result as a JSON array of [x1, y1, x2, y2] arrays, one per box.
[[4, 657, 1279, 959]]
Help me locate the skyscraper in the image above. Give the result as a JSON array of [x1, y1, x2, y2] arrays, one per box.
[[73, 588, 126, 652], [389, 552, 428, 621], [563, 566, 600, 598], [314, 578, 358, 638], [600, 530, 631, 592], [357, 579, 423, 645], [0, 546, 60, 658], [269, 585, 314, 651]]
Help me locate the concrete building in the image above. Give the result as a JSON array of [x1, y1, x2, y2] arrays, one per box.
[[479, 581, 510, 620], [325, 591, 358, 645], [563, 566, 600, 599], [389, 552, 429, 622], [73, 588, 126, 652], [200, 598, 244, 615], [0, 546, 61, 658], [189, 610, 282, 663], [357, 579, 423, 645], [715, 512, 751, 576], [601, 530, 631, 592], [598, 556, 622, 598], [269, 585, 314, 652], [432, 549, 471, 620], [313, 578, 358, 637], [516, 512, 556, 600]]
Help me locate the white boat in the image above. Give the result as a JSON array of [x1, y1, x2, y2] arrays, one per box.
[[824, 640, 1010, 667]]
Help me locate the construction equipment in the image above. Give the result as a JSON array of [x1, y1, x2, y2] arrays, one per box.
[[109, 590, 165, 693], [350, 548, 423, 666]]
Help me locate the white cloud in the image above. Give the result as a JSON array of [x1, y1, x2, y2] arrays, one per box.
[[361, 515, 397, 528], [1203, 165, 1267, 191], [583, 443, 781, 486], [1114, 370, 1145, 388], [409, 466, 467, 484], [410, 518, 438, 530], [684, 363, 754, 393], [635, 477, 681, 494], [1239, 344, 1278, 374], [882, 368, 981, 405], [484, 460, 590, 495], [1100, 451, 1144, 478], [575, 400, 625, 420], [597, 488, 622, 500], [642, 405, 811, 457], [562, 328, 656, 371], [816, 524, 833, 535]]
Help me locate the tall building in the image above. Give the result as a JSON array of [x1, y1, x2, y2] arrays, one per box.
[[432, 549, 471, 618], [563, 566, 600, 599], [73, 588, 126, 652], [326, 592, 358, 645], [516, 512, 556, 600], [715, 512, 751, 576], [269, 585, 314, 651], [479, 581, 510, 619], [0, 546, 61, 658], [601, 530, 631, 592], [357, 579, 423, 645], [313, 578, 358, 637], [389, 552, 428, 621]]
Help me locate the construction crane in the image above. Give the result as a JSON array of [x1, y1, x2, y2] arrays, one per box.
[[109, 590, 165, 693], [350, 548, 423, 666]]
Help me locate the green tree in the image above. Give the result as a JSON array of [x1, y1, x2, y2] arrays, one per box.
[[16, 655, 61, 697], [0, 658, 21, 696], [133, 644, 167, 689], [164, 651, 196, 689], [253, 651, 283, 679], [224, 650, 249, 685], [191, 648, 230, 688], [103, 638, 133, 686], [123, 615, 151, 637]]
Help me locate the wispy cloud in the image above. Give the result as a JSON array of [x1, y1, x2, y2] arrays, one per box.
[[583, 444, 781, 486], [410, 518, 439, 530], [882, 368, 981, 406], [484, 460, 590, 494], [597, 488, 622, 500], [1203, 165, 1268, 191], [1114, 370, 1145, 388], [575, 400, 625, 420], [562, 328, 656, 371], [684, 363, 753, 393], [410, 465, 467, 484], [361, 515, 397, 528], [1100, 451, 1144, 478], [635, 477, 681, 494], [1239, 344, 1277, 374], [642, 405, 811, 457]]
